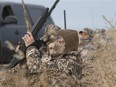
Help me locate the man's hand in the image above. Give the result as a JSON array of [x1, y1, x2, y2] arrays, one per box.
[[22, 31, 35, 47]]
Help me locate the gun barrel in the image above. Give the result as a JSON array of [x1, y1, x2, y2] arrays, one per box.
[[32, 8, 49, 38], [32, 0, 60, 38], [48, 0, 60, 15]]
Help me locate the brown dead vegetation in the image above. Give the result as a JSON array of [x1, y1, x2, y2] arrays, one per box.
[[80, 29, 116, 87]]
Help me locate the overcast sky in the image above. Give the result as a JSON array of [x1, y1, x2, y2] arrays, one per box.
[[1, 0, 116, 30]]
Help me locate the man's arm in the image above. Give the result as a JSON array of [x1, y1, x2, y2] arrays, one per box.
[[22, 31, 42, 73]]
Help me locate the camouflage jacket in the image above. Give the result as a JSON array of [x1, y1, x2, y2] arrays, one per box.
[[26, 46, 82, 80]]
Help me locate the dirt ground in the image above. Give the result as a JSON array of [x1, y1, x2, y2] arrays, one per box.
[[0, 29, 116, 87]]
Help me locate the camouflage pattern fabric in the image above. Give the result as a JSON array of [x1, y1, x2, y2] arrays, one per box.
[[26, 46, 82, 81], [26, 46, 41, 74]]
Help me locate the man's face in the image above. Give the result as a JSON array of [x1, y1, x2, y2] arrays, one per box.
[[79, 31, 90, 40], [48, 37, 65, 56]]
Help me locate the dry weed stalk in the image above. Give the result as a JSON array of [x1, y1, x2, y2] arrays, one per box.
[[22, 0, 31, 31], [102, 15, 115, 29]]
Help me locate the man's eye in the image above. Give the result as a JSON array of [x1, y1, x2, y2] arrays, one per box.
[[59, 41, 62, 43], [49, 47, 53, 49], [57, 41, 62, 43]]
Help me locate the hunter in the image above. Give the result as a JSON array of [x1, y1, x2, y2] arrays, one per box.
[[22, 29, 82, 80]]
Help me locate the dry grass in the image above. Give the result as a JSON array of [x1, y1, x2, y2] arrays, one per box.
[[81, 29, 116, 87], [0, 68, 80, 87]]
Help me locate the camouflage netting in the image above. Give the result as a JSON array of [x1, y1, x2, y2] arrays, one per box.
[[0, 29, 116, 87]]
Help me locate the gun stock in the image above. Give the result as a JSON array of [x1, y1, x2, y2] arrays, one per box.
[[7, 0, 60, 68]]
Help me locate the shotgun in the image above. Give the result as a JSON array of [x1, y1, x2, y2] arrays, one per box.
[[7, 0, 60, 68]]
